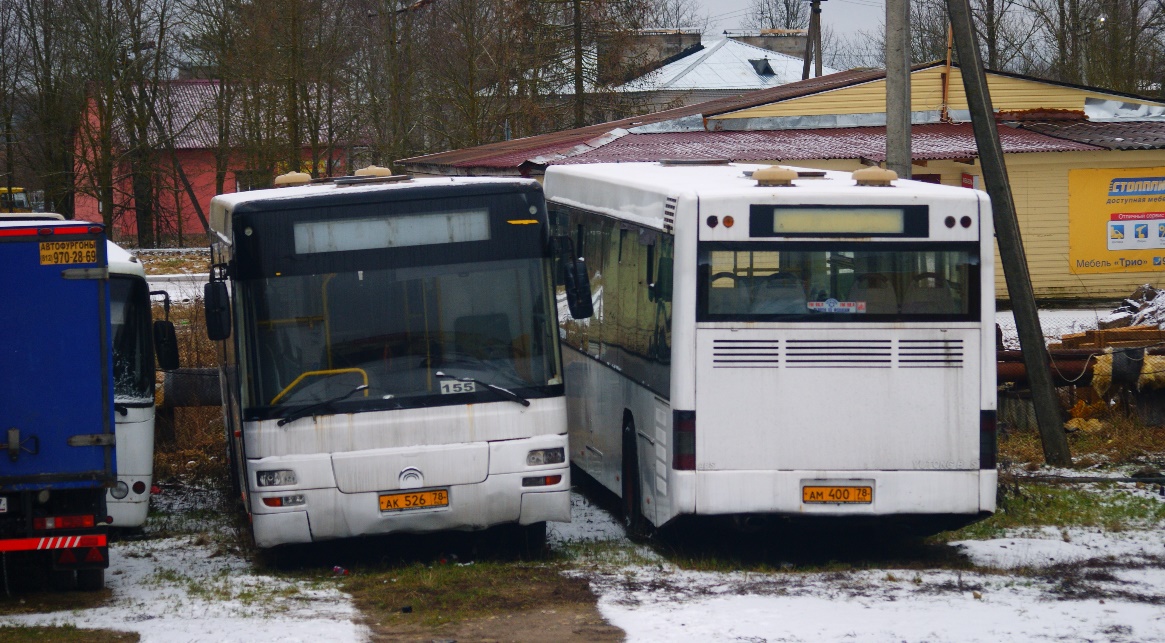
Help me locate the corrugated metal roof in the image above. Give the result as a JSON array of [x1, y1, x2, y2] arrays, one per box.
[[399, 66, 890, 170], [1018, 120, 1165, 150], [618, 39, 837, 92], [550, 123, 1101, 165]]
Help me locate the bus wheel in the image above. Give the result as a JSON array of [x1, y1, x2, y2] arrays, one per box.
[[519, 522, 548, 560], [621, 419, 649, 540], [77, 568, 104, 591]]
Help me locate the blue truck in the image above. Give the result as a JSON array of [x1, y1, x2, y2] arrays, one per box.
[[0, 216, 115, 591]]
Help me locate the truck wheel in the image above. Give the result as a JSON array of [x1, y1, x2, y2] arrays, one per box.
[[49, 569, 76, 591], [77, 568, 104, 591]]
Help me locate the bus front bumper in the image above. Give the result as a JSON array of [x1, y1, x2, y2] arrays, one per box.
[[249, 467, 570, 548]]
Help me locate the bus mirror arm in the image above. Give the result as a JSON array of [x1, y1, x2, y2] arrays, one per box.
[[563, 257, 594, 320]]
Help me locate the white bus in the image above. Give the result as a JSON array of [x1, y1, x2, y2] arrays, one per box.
[[204, 172, 572, 549], [546, 162, 997, 534], [107, 242, 179, 527]]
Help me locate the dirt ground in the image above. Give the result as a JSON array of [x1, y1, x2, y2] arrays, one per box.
[[363, 602, 623, 642]]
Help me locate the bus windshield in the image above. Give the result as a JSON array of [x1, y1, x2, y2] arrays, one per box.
[[699, 242, 980, 321], [110, 276, 154, 403], [239, 257, 561, 415]]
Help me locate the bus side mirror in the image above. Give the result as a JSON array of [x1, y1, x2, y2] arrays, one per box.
[[563, 257, 594, 319], [153, 321, 180, 371], [204, 281, 232, 341]]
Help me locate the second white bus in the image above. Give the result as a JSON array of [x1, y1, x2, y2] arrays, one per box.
[[546, 162, 997, 533]]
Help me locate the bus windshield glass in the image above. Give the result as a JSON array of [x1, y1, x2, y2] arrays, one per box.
[[239, 257, 561, 416], [110, 276, 154, 402], [699, 242, 979, 320]]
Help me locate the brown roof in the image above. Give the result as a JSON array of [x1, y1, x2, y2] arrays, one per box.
[[399, 62, 1165, 175], [398, 67, 890, 172], [1017, 120, 1165, 150], [550, 123, 1101, 165]]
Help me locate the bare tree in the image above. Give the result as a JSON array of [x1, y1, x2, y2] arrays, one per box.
[[16, 0, 87, 217], [0, 0, 26, 210], [645, 0, 708, 31], [743, 0, 810, 31]]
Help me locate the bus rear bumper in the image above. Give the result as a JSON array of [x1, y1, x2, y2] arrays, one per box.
[[686, 469, 996, 518], [250, 468, 570, 548]]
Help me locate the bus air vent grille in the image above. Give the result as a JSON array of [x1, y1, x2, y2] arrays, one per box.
[[898, 339, 964, 367], [712, 339, 779, 368], [663, 197, 677, 233], [785, 339, 892, 368]]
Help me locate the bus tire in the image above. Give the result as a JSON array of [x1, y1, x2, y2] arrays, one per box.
[[621, 418, 649, 540], [520, 521, 548, 560], [76, 568, 104, 591]]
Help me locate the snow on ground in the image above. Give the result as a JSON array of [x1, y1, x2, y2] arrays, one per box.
[[0, 536, 368, 642], [595, 567, 1165, 643], [952, 526, 1165, 569], [555, 492, 1165, 643], [148, 273, 207, 304], [5, 489, 1165, 642]]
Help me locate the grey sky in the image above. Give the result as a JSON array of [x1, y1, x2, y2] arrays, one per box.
[[696, 0, 886, 38]]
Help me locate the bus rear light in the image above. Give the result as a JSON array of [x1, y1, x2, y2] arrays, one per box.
[[522, 475, 562, 487], [980, 410, 997, 470], [261, 494, 306, 508], [526, 447, 565, 466], [132, 481, 147, 495], [673, 410, 696, 470], [33, 515, 96, 530]]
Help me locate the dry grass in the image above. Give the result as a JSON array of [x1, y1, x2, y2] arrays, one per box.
[[1000, 409, 1165, 466], [152, 298, 229, 487]]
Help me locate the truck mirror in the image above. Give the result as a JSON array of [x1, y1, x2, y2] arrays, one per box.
[[563, 258, 594, 319], [153, 320, 180, 371], [204, 281, 231, 341]]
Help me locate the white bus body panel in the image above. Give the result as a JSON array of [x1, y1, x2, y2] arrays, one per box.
[[695, 325, 980, 471], [245, 398, 570, 547], [106, 406, 153, 527]]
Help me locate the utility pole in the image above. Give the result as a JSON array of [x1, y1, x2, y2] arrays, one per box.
[[946, 0, 1072, 465], [801, 0, 824, 80], [573, 0, 584, 128], [885, 0, 911, 178]]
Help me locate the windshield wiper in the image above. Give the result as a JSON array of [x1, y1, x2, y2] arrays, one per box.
[[276, 384, 369, 426], [435, 371, 530, 407]]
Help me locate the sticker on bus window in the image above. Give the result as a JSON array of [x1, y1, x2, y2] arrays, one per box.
[[440, 380, 477, 395], [807, 299, 859, 313]]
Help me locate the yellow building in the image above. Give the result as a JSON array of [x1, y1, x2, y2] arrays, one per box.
[[400, 62, 1165, 302]]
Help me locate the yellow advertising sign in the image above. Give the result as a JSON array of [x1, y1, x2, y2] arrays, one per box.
[[1069, 167, 1165, 274]]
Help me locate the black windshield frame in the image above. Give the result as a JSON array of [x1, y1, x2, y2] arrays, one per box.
[[231, 186, 564, 421]]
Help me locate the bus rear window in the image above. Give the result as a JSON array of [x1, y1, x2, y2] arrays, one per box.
[[698, 242, 979, 321]]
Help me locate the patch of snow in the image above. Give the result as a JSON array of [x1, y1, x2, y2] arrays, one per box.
[[0, 536, 368, 642], [953, 526, 1165, 569], [548, 491, 627, 545]]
